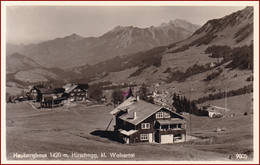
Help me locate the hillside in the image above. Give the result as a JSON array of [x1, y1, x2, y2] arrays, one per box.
[[6, 53, 66, 95], [87, 6, 254, 103], [6, 53, 45, 74], [6, 20, 200, 68]]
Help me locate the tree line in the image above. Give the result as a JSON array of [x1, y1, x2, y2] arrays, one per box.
[[172, 93, 208, 116], [194, 84, 253, 104], [111, 84, 154, 105], [166, 63, 212, 83], [205, 44, 253, 70]]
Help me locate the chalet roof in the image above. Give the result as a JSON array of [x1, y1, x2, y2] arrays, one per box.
[[34, 84, 45, 89], [157, 119, 187, 125], [64, 84, 78, 93], [39, 88, 55, 94], [54, 88, 65, 94], [118, 100, 161, 125], [204, 105, 230, 112], [63, 84, 72, 90], [42, 96, 66, 102], [110, 97, 137, 115], [116, 98, 162, 125], [63, 83, 89, 93], [111, 97, 187, 126]]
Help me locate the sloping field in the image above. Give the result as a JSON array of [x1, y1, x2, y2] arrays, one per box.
[[6, 101, 253, 161]]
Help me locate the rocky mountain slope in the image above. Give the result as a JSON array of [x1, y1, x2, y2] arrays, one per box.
[[7, 20, 200, 68]]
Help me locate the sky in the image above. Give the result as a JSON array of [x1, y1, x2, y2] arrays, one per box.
[[6, 5, 246, 44]]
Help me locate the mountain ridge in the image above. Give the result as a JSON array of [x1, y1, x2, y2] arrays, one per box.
[[82, 6, 253, 103], [7, 19, 201, 68]]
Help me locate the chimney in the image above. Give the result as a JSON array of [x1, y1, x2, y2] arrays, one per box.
[[136, 96, 139, 101], [133, 112, 137, 119]]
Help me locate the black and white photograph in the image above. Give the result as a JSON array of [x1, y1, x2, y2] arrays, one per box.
[[1, 1, 259, 164]]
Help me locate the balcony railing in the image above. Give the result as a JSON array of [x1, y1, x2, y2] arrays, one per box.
[[156, 128, 186, 135]]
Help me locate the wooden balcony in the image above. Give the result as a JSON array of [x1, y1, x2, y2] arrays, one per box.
[[156, 128, 186, 135]]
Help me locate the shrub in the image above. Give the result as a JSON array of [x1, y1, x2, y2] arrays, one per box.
[[204, 68, 223, 81], [88, 86, 103, 101], [167, 63, 211, 83], [205, 45, 231, 58], [129, 66, 146, 77], [169, 44, 190, 53], [246, 75, 254, 82], [163, 67, 171, 73], [137, 84, 154, 104], [112, 89, 124, 104]]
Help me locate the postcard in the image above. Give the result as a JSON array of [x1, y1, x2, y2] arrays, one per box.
[[1, 1, 259, 164]]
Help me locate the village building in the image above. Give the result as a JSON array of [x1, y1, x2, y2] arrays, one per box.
[[110, 96, 187, 144], [28, 83, 55, 101], [62, 83, 89, 101], [203, 105, 230, 118], [39, 88, 66, 108], [29, 85, 55, 102], [27, 84, 66, 108], [28, 85, 45, 101], [40, 94, 65, 108]]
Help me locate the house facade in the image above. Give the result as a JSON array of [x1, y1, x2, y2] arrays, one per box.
[[110, 97, 187, 144], [40, 88, 66, 108], [63, 84, 89, 101], [28, 85, 46, 101], [40, 95, 63, 108]]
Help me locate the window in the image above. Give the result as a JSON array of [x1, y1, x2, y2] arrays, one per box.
[[156, 112, 163, 118], [162, 125, 169, 130], [170, 124, 177, 129], [141, 123, 150, 129], [164, 112, 171, 118], [140, 134, 148, 140]]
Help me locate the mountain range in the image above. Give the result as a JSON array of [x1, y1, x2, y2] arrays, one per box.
[[6, 7, 254, 100], [7, 19, 200, 69], [71, 7, 253, 81], [79, 6, 253, 103]]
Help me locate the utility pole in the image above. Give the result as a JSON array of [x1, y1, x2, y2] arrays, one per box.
[[225, 85, 227, 110], [189, 83, 191, 137]]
